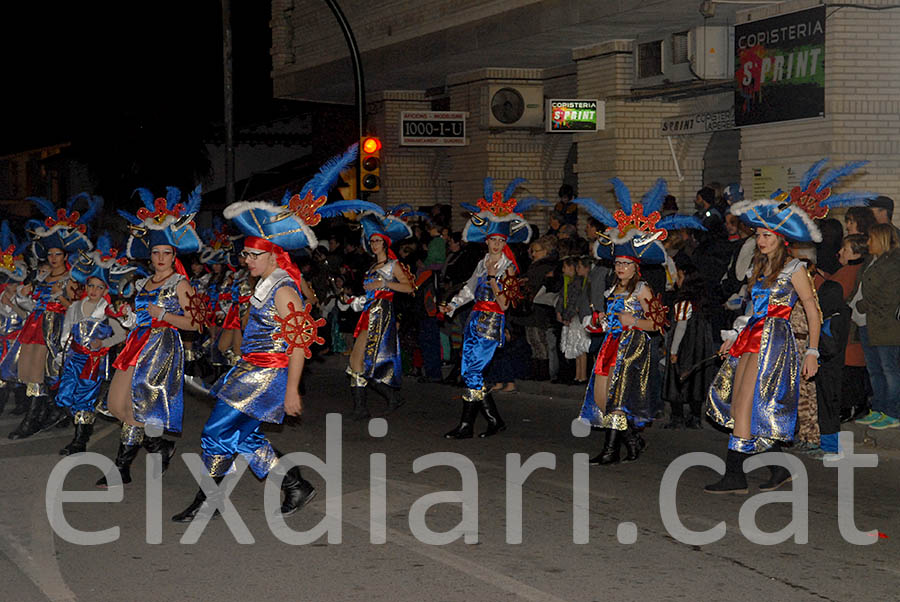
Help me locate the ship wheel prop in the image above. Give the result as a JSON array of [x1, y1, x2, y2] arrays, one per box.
[[498, 273, 525, 308], [645, 294, 670, 333], [273, 302, 327, 359], [398, 262, 417, 292], [186, 291, 213, 330]]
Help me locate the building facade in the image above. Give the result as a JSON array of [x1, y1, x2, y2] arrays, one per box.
[[271, 0, 900, 229]]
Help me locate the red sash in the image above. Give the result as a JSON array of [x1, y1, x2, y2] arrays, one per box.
[[729, 304, 793, 357], [112, 320, 176, 370], [354, 290, 395, 337], [593, 334, 620, 376], [45, 302, 67, 314], [222, 304, 241, 330], [242, 351, 289, 368], [473, 301, 503, 314], [70, 342, 110, 379]]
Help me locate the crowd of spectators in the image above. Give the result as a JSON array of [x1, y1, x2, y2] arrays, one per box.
[[294, 186, 900, 444]]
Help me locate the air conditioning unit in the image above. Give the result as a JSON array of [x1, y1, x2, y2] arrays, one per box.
[[633, 26, 733, 87], [486, 84, 544, 128]]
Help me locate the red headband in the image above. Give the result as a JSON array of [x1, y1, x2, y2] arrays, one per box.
[[369, 233, 397, 260], [244, 236, 305, 293], [759, 228, 790, 246]]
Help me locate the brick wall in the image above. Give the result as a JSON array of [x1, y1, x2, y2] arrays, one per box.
[[442, 67, 578, 233], [573, 40, 729, 216], [366, 90, 452, 208], [738, 0, 900, 219]]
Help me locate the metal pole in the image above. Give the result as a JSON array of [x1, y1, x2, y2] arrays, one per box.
[[222, 0, 235, 206], [323, 0, 365, 195]]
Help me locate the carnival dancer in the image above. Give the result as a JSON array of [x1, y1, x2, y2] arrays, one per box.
[[95, 186, 204, 487], [56, 234, 134, 455], [705, 159, 873, 493], [198, 220, 240, 377], [218, 252, 252, 366], [0, 221, 30, 415], [575, 178, 705, 463], [172, 144, 382, 521], [345, 205, 418, 420], [6, 194, 101, 440], [440, 178, 542, 439], [183, 255, 210, 382]]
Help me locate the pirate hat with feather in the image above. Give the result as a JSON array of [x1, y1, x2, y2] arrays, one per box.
[[26, 193, 102, 257], [730, 159, 875, 243], [118, 185, 203, 258], [576, 178, 705, 264]]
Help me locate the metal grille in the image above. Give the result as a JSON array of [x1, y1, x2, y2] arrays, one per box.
[[637, 40, 662, 78]]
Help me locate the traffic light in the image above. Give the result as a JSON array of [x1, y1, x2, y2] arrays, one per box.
[[360, 136, 381, 192], [337, 166, 357, 200]]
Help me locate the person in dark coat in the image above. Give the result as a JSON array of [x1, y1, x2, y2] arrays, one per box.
[[662, 260, 719, 428]]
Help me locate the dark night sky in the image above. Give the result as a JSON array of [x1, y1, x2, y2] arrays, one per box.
[[1, 1, 271, 156]]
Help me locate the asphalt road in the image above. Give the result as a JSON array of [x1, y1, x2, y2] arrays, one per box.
[[1, 355, 897, 602]]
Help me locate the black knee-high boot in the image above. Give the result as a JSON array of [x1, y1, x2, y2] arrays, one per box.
[[8, 394, 46, 439], [621, 424, 643, 463], [172, 476, 225, 523], [350, 386, 370, 421], [444, 399, 478, 439], [758, 442, 793, 492], [370, 381, 404, 414], [279, 466, 317, 516], [10, 385, 29, 415], [96, 425, 144, 487], [478, 393, 506, 438], [60, 411, 96, 455], [704, 449, 749, 494], [270, 446, 316, 516], [589, 428, 622, 465], [143, 436, 177, 474]]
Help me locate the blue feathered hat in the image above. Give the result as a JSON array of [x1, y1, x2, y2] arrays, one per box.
[[118, 186, 203, 258], [359, 204, 426, 254], [461, 178, 545, 244], [224, 144, 383, 251], [70, 232, 150, 297], [0, 221, 28, 282], [575, 178, 706, 264], [731, 159, 875, 243], [26, 193, 102, 257], [199, 217, 241, 266]]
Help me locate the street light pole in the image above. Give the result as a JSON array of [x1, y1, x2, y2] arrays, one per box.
[[222, 0, 235, 206], [323, 0, 365, 196]]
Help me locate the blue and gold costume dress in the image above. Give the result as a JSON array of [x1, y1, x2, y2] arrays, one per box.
[[707, 258, 807, 452], [353, 259, 402, 388], [112, 274, 187, 433], [202, 268, 299, 478], [578, 281, 660, 431], [1, 275, 68, 389], [0, 290, 26, 381], [447, 254, 512, 398], [56, 298, 128, 421]]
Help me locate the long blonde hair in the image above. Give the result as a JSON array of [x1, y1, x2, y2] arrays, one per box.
[[750, 237, 790, 287], [868, 223, 899, 257]]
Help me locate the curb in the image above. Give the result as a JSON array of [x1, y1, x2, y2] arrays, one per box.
[[312, 355, 900, 451]]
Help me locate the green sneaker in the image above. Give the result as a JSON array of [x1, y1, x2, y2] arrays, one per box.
[[869, 415, 900, 430], [855, 410, 884, 425]]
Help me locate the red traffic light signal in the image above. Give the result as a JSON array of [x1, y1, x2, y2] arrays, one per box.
[[360, 136, 381, 192]]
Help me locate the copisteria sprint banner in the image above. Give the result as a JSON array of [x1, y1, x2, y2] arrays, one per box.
[[734, 5, 825, 127]]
